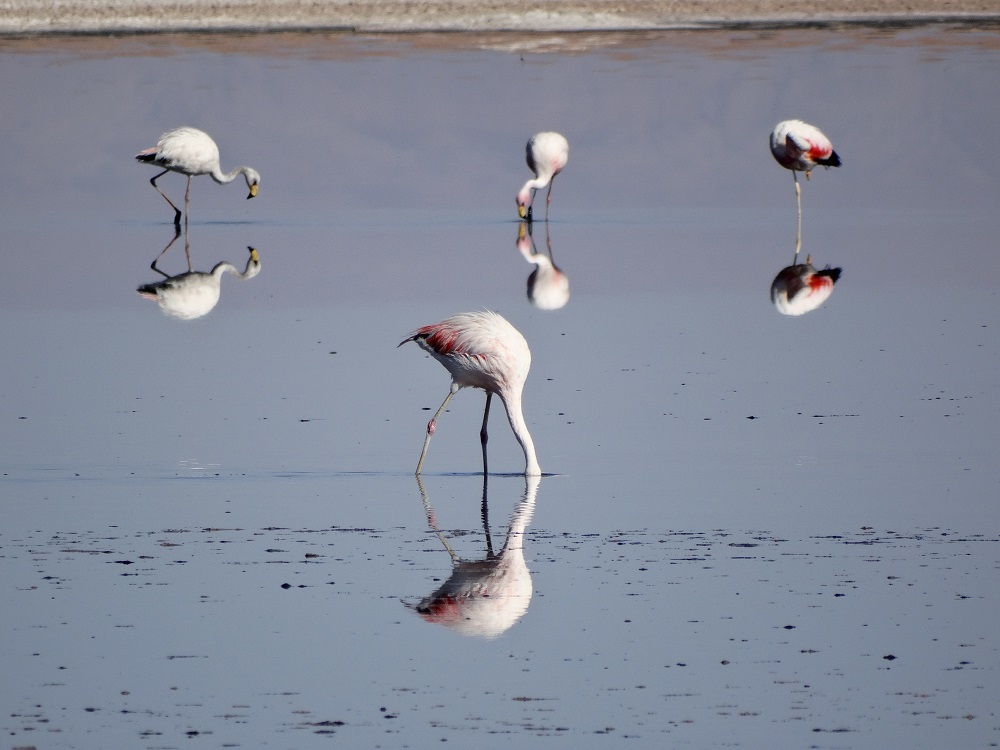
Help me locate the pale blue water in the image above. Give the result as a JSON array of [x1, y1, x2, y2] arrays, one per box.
[[2, 25, 999, 749]]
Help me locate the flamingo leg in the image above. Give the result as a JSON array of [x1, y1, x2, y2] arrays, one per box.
[[480, 391, 493, 476], [793, 171, 802, 260], [150, 170, 183, 227], [545, 177, 555, 222], [416, 383, 458, 476], [184, 176, 193, 235]]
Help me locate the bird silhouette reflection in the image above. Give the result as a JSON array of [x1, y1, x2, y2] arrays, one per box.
[[770, 254, 842, 316], [136, 230, 261, 320], [406, 474, 539, 639], [517, 221, 569, 311]]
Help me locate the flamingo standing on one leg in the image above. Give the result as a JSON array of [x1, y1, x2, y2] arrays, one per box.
[[770, 255, 842, 316], [769, 120, 841, 257], [400, 310, 541, 477], [516, 132, 569, 222], [136, 127, 260, 228]]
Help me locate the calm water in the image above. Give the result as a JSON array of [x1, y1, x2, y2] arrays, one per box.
[[2, 25, 999, 749]]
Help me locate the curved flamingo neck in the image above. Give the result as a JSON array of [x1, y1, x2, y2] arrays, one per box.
[[210, 262, 240, 279], [500, 391, 541, 476], [210, 166, 253, 185], [519, 175, 550, 204], [210, 258, 257, 281]]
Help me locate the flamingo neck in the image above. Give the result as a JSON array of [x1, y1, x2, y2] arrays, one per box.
[[210, 262, 241, 279], [209, 259, 252, 281], [211, 166, 252, 186], [517, 236, 546, 265], [500, 391, 541, 476], [518, 175, 550, 205]]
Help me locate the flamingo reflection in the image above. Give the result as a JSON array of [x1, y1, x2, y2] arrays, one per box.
[[770, 255, 842, 316], [137, 232, 261, 320], [407, 474, 539, 639], [517, 221, 569, 310]]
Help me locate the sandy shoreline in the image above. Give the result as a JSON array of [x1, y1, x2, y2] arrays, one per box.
[[2, 0, 999, 35]]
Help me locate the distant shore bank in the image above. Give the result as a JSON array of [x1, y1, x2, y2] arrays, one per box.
[[2, 0, 999, 36]]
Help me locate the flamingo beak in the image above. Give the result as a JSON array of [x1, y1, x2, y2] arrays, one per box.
[[248, 184, 259, 199], [249, 247, 260, 262], [518, 203, 527, 219]]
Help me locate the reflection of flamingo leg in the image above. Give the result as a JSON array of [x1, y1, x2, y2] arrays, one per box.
[[480, 472, 494, 558], [416, 475, 459, 561], [150, 225, 183, 276]]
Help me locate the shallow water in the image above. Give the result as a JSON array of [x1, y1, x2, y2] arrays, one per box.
[[2, 25, 1000, 749]]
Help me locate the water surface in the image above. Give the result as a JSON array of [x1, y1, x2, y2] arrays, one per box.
[[2, 25, 999, 749]]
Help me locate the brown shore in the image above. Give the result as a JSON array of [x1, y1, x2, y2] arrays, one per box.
[[1, 0, 999, 36]]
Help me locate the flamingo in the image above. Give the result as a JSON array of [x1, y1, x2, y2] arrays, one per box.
[[399, 310, 541, 477], [136, 127, 260, 227], [769, 120, 841, 256], [516, 131, 569, 222], [770, 255, 842, 316], [137, 246, 261, 320]]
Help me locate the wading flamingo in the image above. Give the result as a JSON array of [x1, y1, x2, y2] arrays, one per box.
[[770, 120, 841, 257], [137, 246, 261, 320], [136, 127, 260, 227], [400, 310, 541, 477], [516, 131, 569, 222], [770, 255, 842, 316]]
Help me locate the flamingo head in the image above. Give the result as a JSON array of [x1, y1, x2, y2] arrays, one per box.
[[245, 168, 261, 199], [516, 187, 532, 219]]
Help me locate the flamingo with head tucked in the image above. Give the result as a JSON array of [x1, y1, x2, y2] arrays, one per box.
[[400, 310, 540, 477], [516, 131, 569, 222], [770, 120, 841, 256], [136, 127, 260, 228]]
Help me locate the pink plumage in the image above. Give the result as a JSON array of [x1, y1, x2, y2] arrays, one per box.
[[770, 119, 841, 255], [400, 311, 541, 476], [770, 119, 841, 175]]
